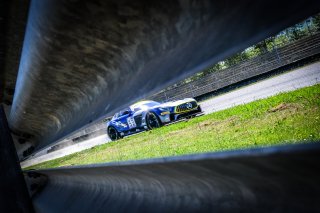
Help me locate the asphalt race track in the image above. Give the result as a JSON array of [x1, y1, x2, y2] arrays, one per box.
[[200, 61, 320, 114], [21, 62, 320, 168]]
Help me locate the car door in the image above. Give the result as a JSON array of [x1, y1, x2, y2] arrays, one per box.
[[117, 109, 137, 130]]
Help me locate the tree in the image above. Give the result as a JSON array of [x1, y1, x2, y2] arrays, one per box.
[[312, 14, 320, 31]]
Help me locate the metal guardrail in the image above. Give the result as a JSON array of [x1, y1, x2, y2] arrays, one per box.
[[150, 32, 320, 102], [26, 143, 320, 213]]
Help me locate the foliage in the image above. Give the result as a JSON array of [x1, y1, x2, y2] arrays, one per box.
[[312, 13, 320, 31]]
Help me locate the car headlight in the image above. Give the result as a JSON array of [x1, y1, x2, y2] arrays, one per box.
[[158, 107, 170, 115], [160, 111, 170, 115]]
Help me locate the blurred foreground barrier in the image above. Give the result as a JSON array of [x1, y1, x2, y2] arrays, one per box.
[[27, 143, 320, 213]]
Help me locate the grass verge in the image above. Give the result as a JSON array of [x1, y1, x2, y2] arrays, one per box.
[[26, 84, 320, 170]]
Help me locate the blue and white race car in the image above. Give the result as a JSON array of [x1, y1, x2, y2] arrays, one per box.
[[106, 98, 202, 140]]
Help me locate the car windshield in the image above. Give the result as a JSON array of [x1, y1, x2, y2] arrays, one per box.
[[130, 101, 160, 112]]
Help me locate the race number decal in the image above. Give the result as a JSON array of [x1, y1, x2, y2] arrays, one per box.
[[127, 117, 137, 128]]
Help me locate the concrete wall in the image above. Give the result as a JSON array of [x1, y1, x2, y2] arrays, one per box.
[[47, 122, 108, 153]]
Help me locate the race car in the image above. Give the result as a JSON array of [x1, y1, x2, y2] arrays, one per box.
[[106, 98, 202, 140]]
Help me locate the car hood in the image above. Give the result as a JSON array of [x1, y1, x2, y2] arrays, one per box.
[[159, 98, 196, 107]]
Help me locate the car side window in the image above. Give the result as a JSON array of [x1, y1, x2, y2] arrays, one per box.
[[122, 110, 130, 116], [118, 108, 131, 117]]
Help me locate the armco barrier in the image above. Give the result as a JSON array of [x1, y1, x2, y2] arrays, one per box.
[[149, 32, 320, 102], [28, 143, 320, 213]]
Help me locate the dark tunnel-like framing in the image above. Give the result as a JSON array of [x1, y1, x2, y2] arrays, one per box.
[[0, 0, 320, 212]]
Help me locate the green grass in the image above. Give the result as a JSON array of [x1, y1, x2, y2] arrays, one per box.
[[26, 84, 320, 170]]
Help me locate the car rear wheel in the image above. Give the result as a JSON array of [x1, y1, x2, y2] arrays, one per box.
[[146, 112, 162, 130], [107, 126, 120, 141]]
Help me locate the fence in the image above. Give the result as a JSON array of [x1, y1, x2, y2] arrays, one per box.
[[149, 31, 320, 102]]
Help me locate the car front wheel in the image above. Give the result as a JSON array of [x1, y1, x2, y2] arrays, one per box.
[[146, 112, 162, 130]]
